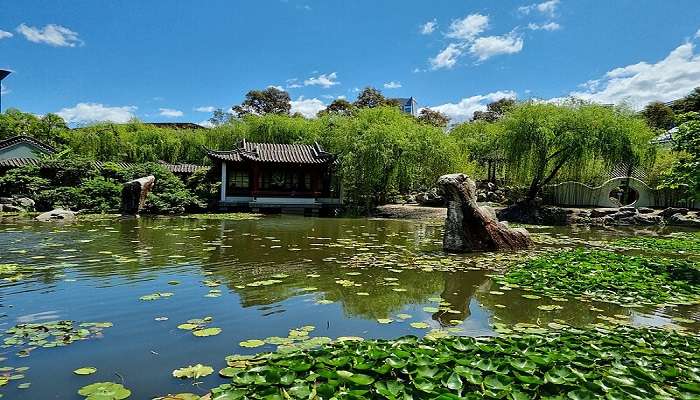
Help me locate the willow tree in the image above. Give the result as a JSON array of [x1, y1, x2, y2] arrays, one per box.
[[499, 101, 655, 200]]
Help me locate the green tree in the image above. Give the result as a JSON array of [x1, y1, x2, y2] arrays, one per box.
[[499, 102, 655, 200], [232, 87, 291, 117], [472, 98, 516, 122], [642, 101, 675, 130], [354, 87, 387, 109], [417, 108, 450, 128], [662, 112, 700, 200], [671, 87, 700, 114], [319, 99, 356, 116]]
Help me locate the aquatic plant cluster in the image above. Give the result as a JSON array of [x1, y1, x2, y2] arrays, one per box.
[[207, 326, 700, 399], [494, 249, 700, 306], [613, 233, 700, 255], [2, 321, 112, 356]]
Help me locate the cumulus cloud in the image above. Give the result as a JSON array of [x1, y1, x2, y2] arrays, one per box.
[[570, 42, 700, 109], [57, 103, 137, 124], [0, 30, 13, 40], [430, 43, 463, 70], [290, 97, 326, 118], [420, 20, 437, 35], [195, 106, 216, 113], [268, 85, 285, 91], [519, 0, 560, 17], [528, 22, 561, 31], [469, 32, 524, 61], [446, 14, 489, 41], [159, 108, 183, 117], [383, 81, 402, 89], [304, 72, 339, 88], [16, 23, 83, 47], [429, 90, 516, 123]]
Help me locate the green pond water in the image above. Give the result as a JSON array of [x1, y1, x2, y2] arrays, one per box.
[[0, 215, 697, 399]]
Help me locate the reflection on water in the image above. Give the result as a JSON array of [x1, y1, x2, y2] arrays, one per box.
[[0, 215, 697, 399]]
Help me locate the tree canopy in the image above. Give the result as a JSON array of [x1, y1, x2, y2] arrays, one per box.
[[417, 108, 450, 128], [232, 87, 291, 117], [641, 101, 675, 130]]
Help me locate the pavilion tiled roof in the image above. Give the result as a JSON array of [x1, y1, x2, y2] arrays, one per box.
[[206, 140, 333, 165], [0, 135, 57, 154]]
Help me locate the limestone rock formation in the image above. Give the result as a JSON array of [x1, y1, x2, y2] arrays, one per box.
[[438, 173, 532, 253], [121, 175, 155, 215], [35, 208, 76, 222]]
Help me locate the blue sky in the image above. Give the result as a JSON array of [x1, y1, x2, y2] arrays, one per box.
[[1, 0, 699, 125]]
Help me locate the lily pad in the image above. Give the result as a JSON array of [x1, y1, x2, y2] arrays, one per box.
[[78, 382, 131, 399], [172, 364, 214, 379], [74, 367, 97, 375]]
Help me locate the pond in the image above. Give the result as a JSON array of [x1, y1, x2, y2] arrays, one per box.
[[0, 215, 697, 399]]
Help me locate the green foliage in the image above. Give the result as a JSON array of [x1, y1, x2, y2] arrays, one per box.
[[661, 112, 700, 200], [209, 326, 700, 399], [496, 249, 700, 306], [498, 101, 655, 198], [613, 234, 700, 254], [641, 101, 675, 130], [670, 87, 700, 114], [232, 87, 291, 117], [417, 108, 450, 128]]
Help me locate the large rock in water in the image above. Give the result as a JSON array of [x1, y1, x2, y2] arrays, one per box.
[[35, 208, 76, 222], [121, 175, 155, 215], [438, 173, 532, 252]]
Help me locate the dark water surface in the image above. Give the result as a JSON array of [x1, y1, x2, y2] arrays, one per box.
[[0, 215, 697, 399]]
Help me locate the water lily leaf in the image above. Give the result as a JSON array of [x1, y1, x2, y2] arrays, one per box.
[[410, 322, 430, 329], [192, 327, 221, 337], [376, 319, 393, 324], [78, 382, 131, 399], [74, 367, 97, 375], [239, 339, 266, 348], [172, 364, 214, 379]]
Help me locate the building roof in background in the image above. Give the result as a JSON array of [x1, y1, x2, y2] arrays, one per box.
[[0, 135, 57, 154], [0, 158, 207, 174], [389, 97, 416, 107], [206, 140, 333, 165], [145, 122, 207, 130]]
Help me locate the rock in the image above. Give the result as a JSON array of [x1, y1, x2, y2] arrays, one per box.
[[659, 207, 689, 219], [637, 207, 654, 214], [438, 173, 532, 252], [0, 204, 23, 213], [612, 210, 637, 220], [590, 208, 618, 218], [13, 197, 35, 210], [476, 192, 487, 202], [405, 195, 416, 204], [632, 214, 663, 226], [120, 175, 156, 215], [667, 214, 700, 227], [497, 201, 569, 226], [619, 206, 638, 213], [35, 208, 76, 222]]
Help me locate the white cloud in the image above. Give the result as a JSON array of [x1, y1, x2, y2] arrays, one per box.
[[519, 0, 560, 17], [383, 81, 402, 89], [696, 29, 700, 39], [56, 103, 137, 124], [198, 120, 215, 128], [16, 23, 83, 47], [528, 22, 561, 31], [469, 32, 524, 61], [195, 106, 216, 113], [0, 84, 9, 95], [304, 72, 339, 88], [570, 42, 700, 110], [446, 14, 489, 41], [159, 108, 183, 117], [430, 43, 463, 70], [420, 20, 437, 35], [0, 30, 13, 40], [290, 97, 326, 118], [268, 85, 285, 91], [429, 91, 516, 123]]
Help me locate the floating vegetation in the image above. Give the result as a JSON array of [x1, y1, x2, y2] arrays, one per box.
[[613, 234, 700, 255], [182, 213, 262, 221], [78, 381, 131, 399], [73, 367, 97, 375], [0, 263, 23, 282], [3, 321, 112, 356], [139, 292, 174, 301], [177, 317, 221, 338], [172, 364, 214, 379], [208, 326, 700, 399], [0, 365, 29, 393], [495, 249, 700, 306], [153, 393, 200, 400]]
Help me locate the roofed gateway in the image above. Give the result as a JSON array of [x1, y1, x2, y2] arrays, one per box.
[[206, 140, 341, 214]]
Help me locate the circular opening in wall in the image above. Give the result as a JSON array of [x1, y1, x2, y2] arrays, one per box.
[[608, 186, 639, 206]]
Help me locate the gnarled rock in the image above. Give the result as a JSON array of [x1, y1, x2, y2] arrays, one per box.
[[121, 175, 155, 215], [438, 173, 532, 253], [35, 208, 76, 222]]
